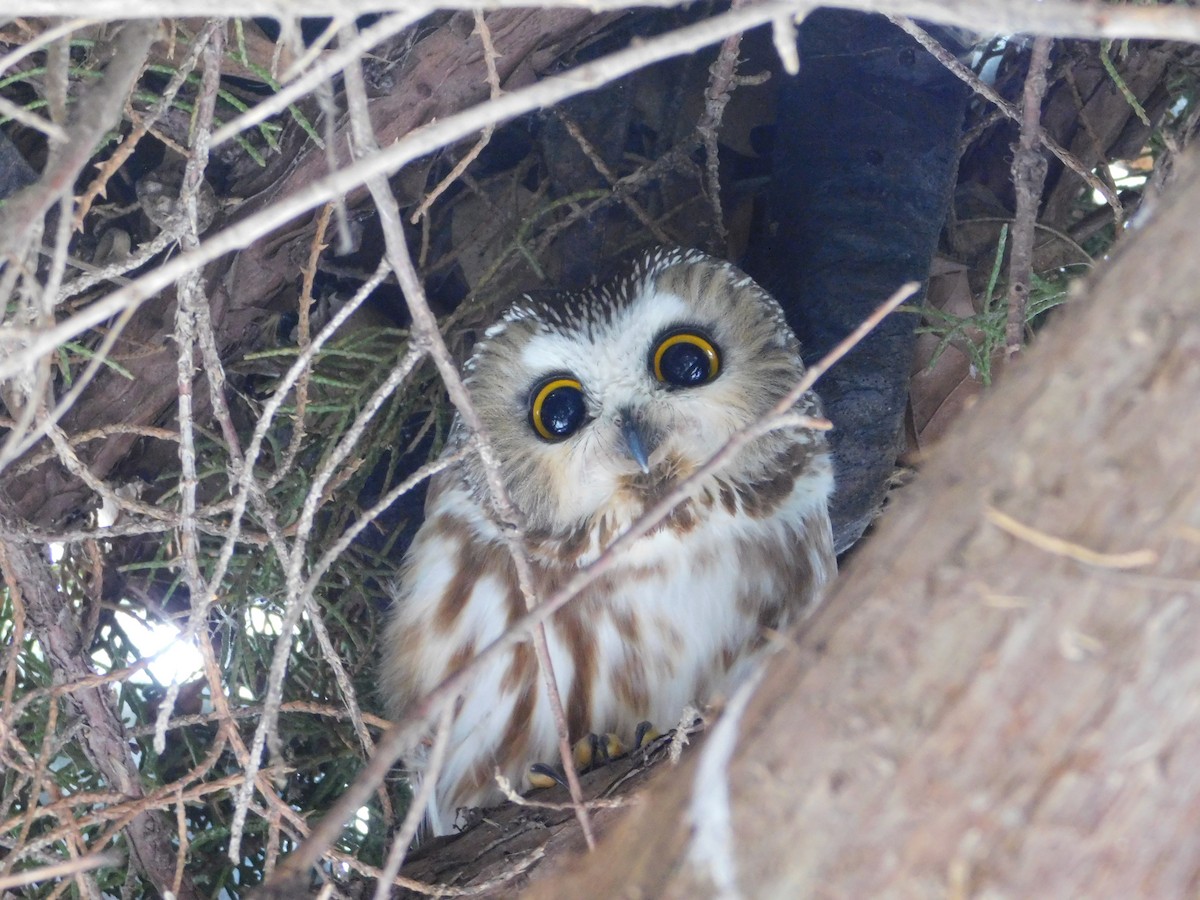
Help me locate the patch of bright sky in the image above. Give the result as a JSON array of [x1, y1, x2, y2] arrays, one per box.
[[1094, 160, 1148, 206], [247, 604, 284, 636], [47, 532, 205, 687], [110, 611, 205, 685], [971, 36, 1009, 86], [353, 804, 371, 836]]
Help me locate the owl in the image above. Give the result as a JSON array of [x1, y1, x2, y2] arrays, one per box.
[[381, 247, 835, 834]]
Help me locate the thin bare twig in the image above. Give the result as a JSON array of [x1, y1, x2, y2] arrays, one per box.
[[169, 15, 225, 746], [305, 594, 377, 757], [0, 20, 158, 262], [409, 10, 501, 224], [299, 446, 473, 601], [890, 17, 1122, 218], [266, 202, 333, 489], [496, 774, 632, 812], [341, 15, 598, 851], [9, 684, 61, 877], [699, 0, 749, 254], [558, 113, 672, 244], [0, 18, 100, 74], [0, 0, 805, 383], [57, 229, 181, 301], [0, 94, 67, 141], [212, 10, 425, 147], [985, 505, 1158, 569], [153, 23, 226, 771], [8, 0, 1200, 41], [1005, 37, 1053, 359], [373, 700, 455, 898], [75, 20, 223, 228], [0, 852, 122, 892]]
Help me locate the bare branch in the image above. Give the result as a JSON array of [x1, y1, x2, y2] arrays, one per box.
[[891, 17, 1122, 216], [0, 0, 1198, 44], [0, 0, 829, 383], [0, 852, 122, 892], [0, 20, 158, 262], [1005, 37, 1052, 359]]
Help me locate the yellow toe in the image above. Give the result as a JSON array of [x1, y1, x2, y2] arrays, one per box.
[[528, 762, 565, 789], [572, 732, 625, 770], [634, 721, 662, 749]]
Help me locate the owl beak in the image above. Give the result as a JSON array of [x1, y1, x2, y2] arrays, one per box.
[[619, 411, 654, 474]]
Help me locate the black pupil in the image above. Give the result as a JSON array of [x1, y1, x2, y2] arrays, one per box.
[[540, 386, 586, 437], [660, 342, 711, 386]]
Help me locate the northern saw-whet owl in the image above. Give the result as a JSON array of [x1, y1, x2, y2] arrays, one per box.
[[381, 247, 835, 834]]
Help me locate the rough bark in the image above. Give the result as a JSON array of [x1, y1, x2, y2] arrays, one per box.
[[514, 151, 1200, 897]]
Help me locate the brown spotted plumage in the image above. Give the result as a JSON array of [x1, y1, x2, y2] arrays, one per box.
[[381, 248, 835, 833]]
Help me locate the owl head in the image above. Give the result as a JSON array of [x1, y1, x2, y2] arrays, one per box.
[[451, 247, 828, 551]]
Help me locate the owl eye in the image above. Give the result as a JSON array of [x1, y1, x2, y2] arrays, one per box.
[[651, 330, 721, 387], [529, 376, 587, 441]]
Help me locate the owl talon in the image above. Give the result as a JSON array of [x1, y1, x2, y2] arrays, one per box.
[[528, 763, 568, 790], [634, 721, 662, 749], [573, 732, 625, 771], [530, 733, 627, 791]]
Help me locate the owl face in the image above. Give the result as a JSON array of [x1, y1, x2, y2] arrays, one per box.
[[457, 248, 820, 544]]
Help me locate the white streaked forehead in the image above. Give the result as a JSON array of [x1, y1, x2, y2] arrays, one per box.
[[518, 286, 692, 378]]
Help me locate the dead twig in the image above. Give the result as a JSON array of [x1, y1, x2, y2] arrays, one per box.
[[0, 94, 67, 142], [0, 852, 122, 893], [699, 0, 750, 254], [373, 700, 455, 898], [558, 112, 672, 245], [268, 201, 333, 488], [0, 20, 158, 262], [1005, 36, 1053, 360], [74, 20, 222, 228], [409, 10, 501, 224], [985, 505, 1158, 569], [495, 774, 633, 812], [211, 10, 425, 148], [890, 18, 1122, 220]]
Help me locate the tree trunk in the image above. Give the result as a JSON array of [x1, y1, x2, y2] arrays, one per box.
[[520, 151, 1200, 897]]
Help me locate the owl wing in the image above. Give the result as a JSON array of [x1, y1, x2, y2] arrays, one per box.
[[381, 475, 550, 830]]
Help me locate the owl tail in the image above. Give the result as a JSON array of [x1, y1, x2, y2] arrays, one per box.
[[401, 771, 449, 843], [423, 789, 448, 838]]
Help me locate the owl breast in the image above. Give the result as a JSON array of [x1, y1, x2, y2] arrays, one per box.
[[379, 247, 836, 834]]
